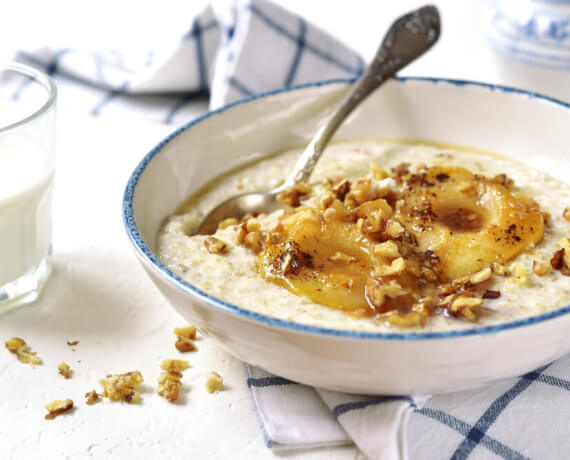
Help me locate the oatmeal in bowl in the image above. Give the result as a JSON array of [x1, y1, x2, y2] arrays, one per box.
[[124, 78, 570, 394], [158, 140, 570, 333]]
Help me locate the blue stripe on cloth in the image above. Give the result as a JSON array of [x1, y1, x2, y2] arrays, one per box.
[[12, 78, 33, 101], [243, 365, 277, 448], [227, 76, 255, 96], [333, 396, 415, 419], [91, 81, 130, 116], [284, 18, 306, 86], [533, 373, 570, 391], [184, 19, 217, 90], [17, 51, 98, 88], [246, 376, 297, 388], [45, 48, 70, 75], [450, 365, 549, 460], [248, 4, 361, 74], [225, 25, 235, 41], [145, 51, 154, 67], [356, 54, 365, 76], [416, 408, 528, 460], [13, 48, 69, 100]]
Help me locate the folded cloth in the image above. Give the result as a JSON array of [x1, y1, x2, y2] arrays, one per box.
[[247, 353, 570, 460], [245, 364, 428, 459], [15, 0, 363, 124]]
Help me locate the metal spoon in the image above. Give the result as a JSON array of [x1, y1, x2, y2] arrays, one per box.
[[197, 5, 440, 235]]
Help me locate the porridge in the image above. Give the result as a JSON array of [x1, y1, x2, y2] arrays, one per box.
[[158, 140, 570, 332]]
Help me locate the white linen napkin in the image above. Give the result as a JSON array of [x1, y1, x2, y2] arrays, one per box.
[[15, 0, 363, 124], [245, 364, 429, 459], [15, 1, 570, 459], [247, 355, 570, 460]]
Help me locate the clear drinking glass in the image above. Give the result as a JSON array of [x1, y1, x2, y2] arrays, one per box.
[[0, 62, 56, 313]]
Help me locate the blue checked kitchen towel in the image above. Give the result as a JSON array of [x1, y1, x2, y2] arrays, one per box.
[[15, 1, 570, 459], [14, 0, 363, 123], [246, 356, 570, 460]]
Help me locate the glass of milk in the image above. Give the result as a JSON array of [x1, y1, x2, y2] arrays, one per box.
[[0, 62, 56, 313]]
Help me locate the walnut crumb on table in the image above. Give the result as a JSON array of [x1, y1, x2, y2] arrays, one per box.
[[99, 371, 144, 403], [175, 336, 196, 352], [160, 359, 189, 372], [85, 390, 101, 405], [174, 325, 197, 352], [45, 399, 73, 420], [205, 372, 223, 393], [5, 337, 43, 365], [174, 326, 197, 339], [57, 362, 72, 379], [158, 359, 190, 402]]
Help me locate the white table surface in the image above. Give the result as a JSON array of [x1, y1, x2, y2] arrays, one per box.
[[1, 1, 568, 459]]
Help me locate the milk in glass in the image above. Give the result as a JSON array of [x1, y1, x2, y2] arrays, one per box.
[[0, 134, 53, 288]]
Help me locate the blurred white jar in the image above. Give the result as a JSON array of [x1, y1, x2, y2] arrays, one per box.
[[0, 62, 56, 313], [487, 0, 570, 102]]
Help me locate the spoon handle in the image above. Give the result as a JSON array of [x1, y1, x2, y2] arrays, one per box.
[[283, 5, 441, 187]]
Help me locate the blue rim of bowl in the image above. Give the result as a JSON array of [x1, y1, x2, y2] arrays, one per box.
[[123, 76, 570, 340]]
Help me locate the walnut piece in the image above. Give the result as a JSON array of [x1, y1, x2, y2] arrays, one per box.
[[243, 231, 263, 253], [57, 362, 72, 379], [468, 266, 492, 284], [218, 217, 238, 230], [370, 163, 389, 180], [276, 183, 312, 207], [160, 359, 189, 372], [563, 208, 570, 222], [245, 217, 261, 232], [386, 312, 423, 328], [373, 241, 400, 259], [174, 325, 197, 340], [158, 359, 190, 402], [174, 325, 197, 352], [445, 293, 483, 321], [99, 371, 144, 403], [365, 278, 403, 312], [204, 236, 228, 254], [45, 399, 73, 420], [85, 390, 101, 405], [175, 336, 196, 352], [5, 337, 26, 353], [205, 372, 224, 393], [532, 260, 550, 276], [551, 247, 570, 276], [332, 179, 351, 201], [492, 262, 510, 276], [5, 337, 43, 365], [157, 370, 183, 402], [373, 257, 406, 276], [345, 178, 376, 208]]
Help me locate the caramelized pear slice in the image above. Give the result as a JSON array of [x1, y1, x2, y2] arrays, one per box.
[[259, 208, 375, 315], [394, 167, 544, 279]]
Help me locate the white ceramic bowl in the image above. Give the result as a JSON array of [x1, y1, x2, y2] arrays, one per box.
[[123, 78, 570, 395]]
